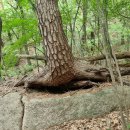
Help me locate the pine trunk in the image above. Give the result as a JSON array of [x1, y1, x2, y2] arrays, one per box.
[[36, 0, 75, 86]]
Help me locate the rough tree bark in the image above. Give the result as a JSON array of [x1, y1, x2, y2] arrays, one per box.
[[35, 0, 75, 86]]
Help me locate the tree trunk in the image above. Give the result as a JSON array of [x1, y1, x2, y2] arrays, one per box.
[[19, 5, 31, 65], [36, 0, 75, 86], [0, 17, 3, 78], [82, 0, 87, 46]]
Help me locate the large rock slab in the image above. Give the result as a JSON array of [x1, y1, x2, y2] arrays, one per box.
[[1, 86, 130, 130], [22, 86, 130, 130], [0, 92, 23, 130]]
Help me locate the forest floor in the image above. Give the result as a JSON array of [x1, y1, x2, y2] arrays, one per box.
[[0, 74, 130, 130], [47, 110, 130, 130]]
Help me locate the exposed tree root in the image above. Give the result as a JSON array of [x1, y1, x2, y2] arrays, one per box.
[[69, 81, 99, 89], [14, 60, 130, 90]]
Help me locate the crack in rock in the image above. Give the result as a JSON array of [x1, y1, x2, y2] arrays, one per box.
[[20, 95, 25, 130], [0, 92, 24, 130]]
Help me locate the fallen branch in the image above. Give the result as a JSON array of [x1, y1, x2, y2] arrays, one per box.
[[120, 68, 130, 76], [16, 54, 130, 69], [16, 54, 45, 60], [118, 63, 130, 67], [16, 52, 130, 62], [85, 52, 130, 61]]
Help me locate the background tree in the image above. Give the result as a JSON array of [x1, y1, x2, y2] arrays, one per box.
[[0, 17, 3, 78]]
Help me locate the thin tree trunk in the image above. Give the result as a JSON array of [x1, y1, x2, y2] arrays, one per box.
[[81, 0, 88, 54], [19, 5, 31, 65], [97, 0, 128, 129], [70, 0, 81, 50], [0, 17, 3, 78]]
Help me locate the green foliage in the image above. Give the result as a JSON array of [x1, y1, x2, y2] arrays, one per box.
[[127, 124, 130, 129], [109, 0, 130, 18], [2, 64, 35, 77], [1, 0, 41, 70], [59, 1, 72, 25], [1, 0, 130, 78]]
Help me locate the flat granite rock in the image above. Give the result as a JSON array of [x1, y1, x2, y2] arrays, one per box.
[[22, 86, 130, 130], [0, 92, 23, 130], [0, 86, 130, 130]]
